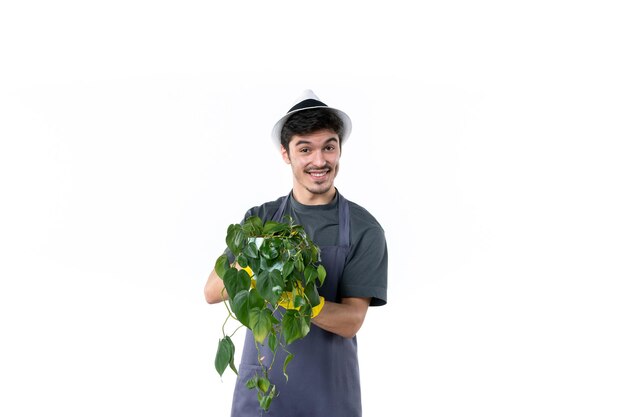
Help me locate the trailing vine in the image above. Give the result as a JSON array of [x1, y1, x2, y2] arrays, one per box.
[[213, 215, 326, 412]]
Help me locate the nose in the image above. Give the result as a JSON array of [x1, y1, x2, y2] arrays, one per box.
[[312, 149, 325, 167]]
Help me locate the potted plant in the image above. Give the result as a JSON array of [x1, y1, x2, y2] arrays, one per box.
[[213, 215, 326, 411]]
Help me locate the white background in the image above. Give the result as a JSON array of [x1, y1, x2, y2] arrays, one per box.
[[1, 1, 625, 416]]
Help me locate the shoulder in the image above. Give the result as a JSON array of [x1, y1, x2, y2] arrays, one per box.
[[343, 197, 387, 248], [345, 198, 385, 233], [244, 195, 285, 221]]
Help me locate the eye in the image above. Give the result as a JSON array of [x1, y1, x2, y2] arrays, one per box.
[[299, 147, 310, 153], [325, 145, 336, 151]]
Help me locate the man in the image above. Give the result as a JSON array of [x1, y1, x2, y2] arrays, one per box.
[[204, 90, 388, 417]]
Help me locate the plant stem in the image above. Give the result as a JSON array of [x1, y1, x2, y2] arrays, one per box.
[[220, 298, 238, 336]]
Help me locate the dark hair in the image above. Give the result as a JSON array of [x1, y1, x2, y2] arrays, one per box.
[[280, 108, 345, 151]]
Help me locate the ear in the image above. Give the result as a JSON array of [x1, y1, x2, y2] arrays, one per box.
[[280, 145, 291, 164]]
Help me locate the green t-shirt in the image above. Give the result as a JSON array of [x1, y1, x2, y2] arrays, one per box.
[[233, 190, 387, 307]]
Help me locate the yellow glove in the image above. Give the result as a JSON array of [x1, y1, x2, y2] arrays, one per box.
[[278, 283, 325, 318], [311, 296, 325, 318], [246, 267, 324, 318], [242, 266, 256, 288]]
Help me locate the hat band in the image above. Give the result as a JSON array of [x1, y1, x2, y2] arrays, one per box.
[[288, 98, 327, 113]]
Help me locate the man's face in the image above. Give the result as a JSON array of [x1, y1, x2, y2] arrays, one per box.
[[281, 129, 341, 203]]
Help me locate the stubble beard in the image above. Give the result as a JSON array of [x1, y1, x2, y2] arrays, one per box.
[[304, 163, 339, 195]]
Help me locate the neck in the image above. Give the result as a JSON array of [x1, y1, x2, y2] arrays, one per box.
[[292, 187, 337, 206]]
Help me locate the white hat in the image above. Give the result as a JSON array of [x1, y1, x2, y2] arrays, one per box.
[[270, 89, 352, 149]]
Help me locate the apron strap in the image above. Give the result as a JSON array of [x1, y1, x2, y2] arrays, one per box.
[[337, 193, 350, 248], [272, 193, 290, 222]]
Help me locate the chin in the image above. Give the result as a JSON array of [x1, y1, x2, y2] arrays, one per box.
[[307, 184, 333, 195]]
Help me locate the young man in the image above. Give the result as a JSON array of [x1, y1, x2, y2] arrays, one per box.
[[204, 90, 388, 417]]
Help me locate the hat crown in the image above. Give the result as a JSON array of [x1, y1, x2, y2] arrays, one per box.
[[286, 89, 327, 113], [293, 89, 320, 105]]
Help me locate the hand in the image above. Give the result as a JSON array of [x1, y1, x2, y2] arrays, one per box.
[[242, 266, 257, 289], [278, 283, 325, 318]]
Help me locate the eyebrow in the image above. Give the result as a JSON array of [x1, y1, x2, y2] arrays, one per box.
[[294, 137, 339, 147]]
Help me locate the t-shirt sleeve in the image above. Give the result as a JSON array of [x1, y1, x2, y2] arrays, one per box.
[[340, 225, 388, 306]]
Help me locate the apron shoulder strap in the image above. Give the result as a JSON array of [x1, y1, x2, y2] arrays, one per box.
[[271, 193, 290, 222]]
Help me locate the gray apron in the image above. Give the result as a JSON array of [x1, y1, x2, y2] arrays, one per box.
[[230, 192, 361, 417]]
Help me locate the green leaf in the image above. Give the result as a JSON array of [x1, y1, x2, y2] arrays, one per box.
[[293, 294, 306, 308], [268, 332, 277, 352], [304, 283, 320, 307], [236, 254, 248, 268], [259, 393, 273, 411], [247, 256, 260, 274], [249, 307, 273, 343], [261, 386, 276, 411], [282, 310, 310, 344], [259, 239, 279, 260], [243, 216, 263, 235], [317, 264, 326, 285], [260, 255, 279, 272], [282, 274, 296, 292], [283, 239, 294, 252], [214, 254, 230, 279], [226, 224, 246, 255], [283, 353, 294, 382], [262, 220, 289, 235], [222, 268, 251, 299], [294, 253, 304, 272], [231, 288, 264, 327], [242, 241, 259, 259], [256, 270, 284, 306], [282, 260, 294, 279], [238, 269, 252, 288], [215, 336, 237, 376], [300, 303, 312, 318], [257, 376, 270, 393], [246, 376, 257, 389], [304, 265, 317, 285]]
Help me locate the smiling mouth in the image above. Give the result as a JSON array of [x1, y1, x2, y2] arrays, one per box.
[[307, 170, 329, 179]]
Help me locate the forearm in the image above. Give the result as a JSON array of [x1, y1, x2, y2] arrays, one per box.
[[204, 269, 227, 304], [206, 266, 372, 339], [311, 297, 370, 339]]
